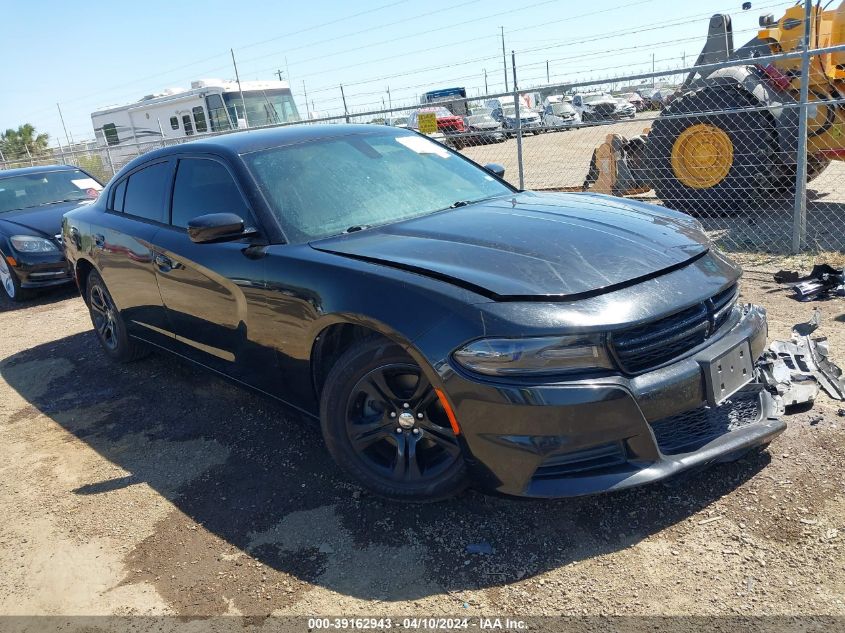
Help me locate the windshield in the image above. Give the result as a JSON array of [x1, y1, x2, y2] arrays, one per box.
[[502, 105, 533, 117], [0, 169, 102, 213], [584, 94, 613, 104], [244, 132, 513, 243], [420, 107, 452, 118], [222, 89, 300, 127], [551, 103, 575, 115]]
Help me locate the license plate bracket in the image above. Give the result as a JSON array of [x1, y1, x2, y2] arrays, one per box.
[[702, 340, 754, 406]]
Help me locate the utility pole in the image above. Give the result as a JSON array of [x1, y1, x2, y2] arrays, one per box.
[[483, 68, 488, 94], [386, 86, 392, 110], [546, 60, 550, 84], [275, 69, 284, 81], [56, 103, 73, 148], [652, 53, 656, 90], [285, 56, 291, 83], [340, 84, 350, 123], [302, 80, 310, 120], [231, 49, 249, 128], [500, 27, 509, 92]]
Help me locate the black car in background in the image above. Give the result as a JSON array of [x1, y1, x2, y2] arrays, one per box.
[[62, 125, 783, 501], [0, 165, 102, 302]]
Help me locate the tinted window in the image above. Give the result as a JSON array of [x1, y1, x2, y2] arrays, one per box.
[[103, 123, 119, 146], [192, 106, 208, 133], [122, 162, 171, 223], [111, 178, 127, 212], [182, 115, 193, 136], [170, 116, 179, 130], [171, 159, 248, 228]]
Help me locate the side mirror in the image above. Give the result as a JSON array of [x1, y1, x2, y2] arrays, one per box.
[[484, 163, 505, 179], [187, 212, 256, 244]]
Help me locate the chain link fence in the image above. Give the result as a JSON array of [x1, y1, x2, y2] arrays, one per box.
[[3, 34, 844, 255]]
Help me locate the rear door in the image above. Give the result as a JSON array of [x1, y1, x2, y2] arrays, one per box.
[[93, 159, 173, 347], [150, 154, 270, 382]]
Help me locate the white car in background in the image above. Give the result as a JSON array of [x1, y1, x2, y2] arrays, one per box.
[[541, 99, 580, 131]]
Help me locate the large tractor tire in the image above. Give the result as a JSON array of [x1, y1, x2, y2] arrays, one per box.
[[646, 84, 780, 215]]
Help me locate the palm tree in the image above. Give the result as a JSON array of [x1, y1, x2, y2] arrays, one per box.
[[0, 124, 50, 161]]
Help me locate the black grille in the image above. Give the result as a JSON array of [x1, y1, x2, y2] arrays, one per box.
[[649, 390, 761, 455], [611, 284, 738, 374]]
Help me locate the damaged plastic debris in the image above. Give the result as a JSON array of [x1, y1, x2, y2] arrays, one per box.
[[757, 310, 845, 407], [773, 264, 845, 302]]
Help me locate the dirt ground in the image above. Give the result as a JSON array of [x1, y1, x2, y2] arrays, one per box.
[[0, 253, 844, 628]]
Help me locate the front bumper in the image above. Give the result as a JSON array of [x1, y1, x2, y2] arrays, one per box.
[[12, 252, 73, 289], [443, 304, 784, 497]]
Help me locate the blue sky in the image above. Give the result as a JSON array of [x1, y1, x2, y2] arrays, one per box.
[[2, 0, 789, 145]]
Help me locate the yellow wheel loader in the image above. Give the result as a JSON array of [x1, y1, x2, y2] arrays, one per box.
[[585, 2, 845, 212]]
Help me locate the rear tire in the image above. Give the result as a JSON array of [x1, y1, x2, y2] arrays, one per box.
[[319, 337, 468, 502], [646, 85, 779, 215], [86, 270, 149, 362]]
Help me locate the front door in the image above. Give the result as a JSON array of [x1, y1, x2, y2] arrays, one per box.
[[150, 156, 270, 384]]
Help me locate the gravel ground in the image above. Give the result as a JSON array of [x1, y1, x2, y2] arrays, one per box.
[[0, 254, 844, 627]]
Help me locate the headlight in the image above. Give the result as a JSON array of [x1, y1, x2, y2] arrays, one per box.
[[453, 334, 613, 376], [10, 235, 59, 253]]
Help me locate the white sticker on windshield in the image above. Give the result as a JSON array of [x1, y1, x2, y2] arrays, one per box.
[[395, 136, 449, 158], [71, 178, 103, 190]]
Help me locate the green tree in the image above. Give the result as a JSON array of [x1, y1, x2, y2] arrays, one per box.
[[0, 124, 50, 161]]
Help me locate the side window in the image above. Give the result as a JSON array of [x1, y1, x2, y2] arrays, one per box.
[[103, 123, 119, 146], [122, 162, 171, 223], [192, 106, 208, 133], [170, 158, 249, 228], [182, 115, 194, 136], [110, 178, 127, 212], [170, 116, 179, 130]]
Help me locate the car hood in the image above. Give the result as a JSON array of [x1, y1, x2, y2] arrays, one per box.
[[311, 192, 711, 299], [0, 200, 90, 238]]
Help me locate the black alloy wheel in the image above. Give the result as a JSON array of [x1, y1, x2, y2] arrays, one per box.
[[86, 270, 149, 363], [320, 338, 468, 502]]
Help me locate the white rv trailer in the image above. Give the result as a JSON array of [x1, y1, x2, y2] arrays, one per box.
[[91, 78, 300, 165]]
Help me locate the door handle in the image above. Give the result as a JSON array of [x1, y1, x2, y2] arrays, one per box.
[[154, 252, 180, 273], [93, 234, 105, 249]]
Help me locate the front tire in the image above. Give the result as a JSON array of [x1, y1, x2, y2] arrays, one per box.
[[319, 338, 468, 502], [0, 253, 26, 302], [86, 270, 149, 362]]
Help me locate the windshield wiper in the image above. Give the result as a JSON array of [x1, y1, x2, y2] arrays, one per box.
[[37, 198, 87, 206], [344, 224, 371, 234]]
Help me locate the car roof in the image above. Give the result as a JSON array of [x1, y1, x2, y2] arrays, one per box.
[[115, 124, 424, 175], [121, 124, 415, 169], [0, 164, 83, 179]]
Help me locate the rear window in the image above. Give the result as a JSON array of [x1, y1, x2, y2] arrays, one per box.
[[121, 162, 171, 223]]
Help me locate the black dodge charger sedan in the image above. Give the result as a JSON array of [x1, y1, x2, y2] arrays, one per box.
[[0, 165, 102, 301], [62, 125, 784, 501]]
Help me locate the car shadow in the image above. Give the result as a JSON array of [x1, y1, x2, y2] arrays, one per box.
[[0, 283, 78, 313], [1, 331, 770, 605]]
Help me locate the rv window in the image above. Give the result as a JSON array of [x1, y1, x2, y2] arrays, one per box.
[[170, 116, 179, 130], [182, 115, 194, 136], [192, 107, 208, 133], [206, 94, 232, 132], [171, 158, 249, 228], [122, 162, 171, 223], [103, 123, 119, 146]]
